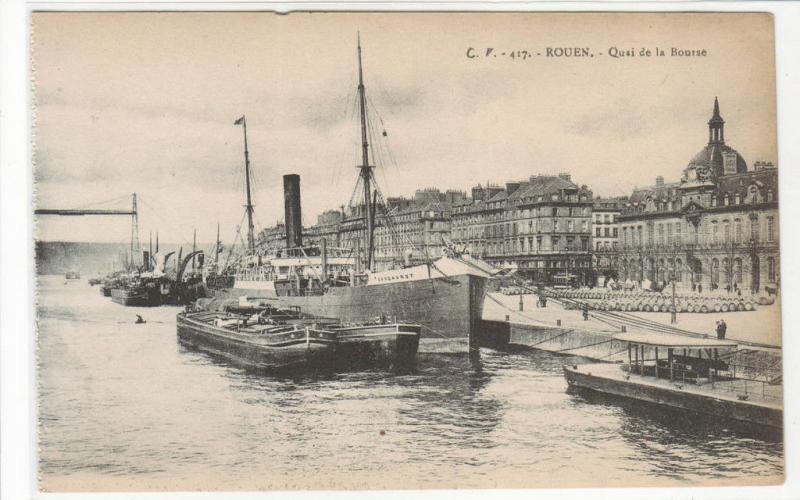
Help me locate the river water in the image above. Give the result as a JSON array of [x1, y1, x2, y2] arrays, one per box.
[[36, 276, 783, 491]]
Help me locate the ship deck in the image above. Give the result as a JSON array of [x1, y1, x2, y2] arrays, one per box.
[[566, 362, 782, 411]]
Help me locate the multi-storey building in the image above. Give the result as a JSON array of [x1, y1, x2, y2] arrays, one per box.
[[256, 188, 464, 271], [617, 98, 779, 294], [452, 174, 593, 284], [592, 197, 625, 284]]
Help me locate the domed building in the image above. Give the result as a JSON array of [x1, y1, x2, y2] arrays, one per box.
[[683, 97, 748, 184], [617, 97, 779, 295]]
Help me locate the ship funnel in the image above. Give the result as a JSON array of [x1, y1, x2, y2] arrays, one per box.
[[283, 174, 303, 249]]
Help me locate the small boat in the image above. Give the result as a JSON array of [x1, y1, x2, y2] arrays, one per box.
[[65, 270, 80, 280], [88, 277, 102, 286], [563, 331, 782, 429], [176, 309, 337, 372]]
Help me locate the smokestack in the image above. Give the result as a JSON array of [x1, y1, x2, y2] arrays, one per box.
[[283, 174, 303, 248]]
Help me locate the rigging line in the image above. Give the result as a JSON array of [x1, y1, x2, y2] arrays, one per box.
[[366, 94, 401, 173], [73, 194, 132, 210], [136, 195, 194, 246]]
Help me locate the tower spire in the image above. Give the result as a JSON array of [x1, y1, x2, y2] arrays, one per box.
[[708, 96, 725, 144]]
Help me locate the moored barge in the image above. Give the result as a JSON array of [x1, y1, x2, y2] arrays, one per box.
[[177, 310, 337, 372]]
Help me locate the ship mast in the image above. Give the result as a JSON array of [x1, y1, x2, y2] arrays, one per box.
[[235, 115, 256, 253], [357, 34, 374, 271]]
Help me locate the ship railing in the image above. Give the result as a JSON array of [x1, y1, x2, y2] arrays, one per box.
[[622, 362, 782, 402]]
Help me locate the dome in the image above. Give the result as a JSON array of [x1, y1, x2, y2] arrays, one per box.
[[687, 143, 748, 178]]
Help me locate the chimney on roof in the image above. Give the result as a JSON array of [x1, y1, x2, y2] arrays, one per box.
[[506, 181, 521, 194], [656, 176, 664, 187], [558, 172, 571, 182]]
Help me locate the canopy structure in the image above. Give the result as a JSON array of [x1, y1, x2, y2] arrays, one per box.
[[613, 331, 738, 349]]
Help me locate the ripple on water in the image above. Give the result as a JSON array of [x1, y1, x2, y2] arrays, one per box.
[[36, 276, 784, 490]]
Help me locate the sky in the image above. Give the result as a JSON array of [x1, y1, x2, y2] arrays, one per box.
[[31, 12, 777, 245]]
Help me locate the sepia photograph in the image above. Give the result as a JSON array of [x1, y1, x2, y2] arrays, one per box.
[[29, 10, 785, 493]]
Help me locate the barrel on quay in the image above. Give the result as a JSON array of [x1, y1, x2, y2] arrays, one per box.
[[563, 332, 783, 429]]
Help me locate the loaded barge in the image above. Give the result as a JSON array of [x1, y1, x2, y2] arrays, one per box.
[[563, 332, 783, 429], [177, 302, 422, 371]]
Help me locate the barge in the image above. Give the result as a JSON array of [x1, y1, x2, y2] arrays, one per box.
[[177, 310, 337, 372], [177, 303, 422, 371]]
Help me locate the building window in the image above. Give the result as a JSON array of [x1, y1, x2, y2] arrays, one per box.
[[596, 227, 601, 237], [734, 219, 742, 243], [552, 237, 560, 251], [751, 217, 759, 241], [767, 216, 775, 242], [735, 193, 741, 205], [724, 193, 730, 206], [554, 220, 560, 232], [711, 195, 717, 207], [568, 220, 574, 232], [767, 257, 776, 281], [767, 189, 774, 202]]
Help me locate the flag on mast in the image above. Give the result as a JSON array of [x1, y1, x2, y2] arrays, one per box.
[[234, 115, 245, 125]]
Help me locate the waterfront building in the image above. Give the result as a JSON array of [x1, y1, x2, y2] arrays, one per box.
[[452, 174, 594, 284], [592, 197, 626, 284], [617, 98, 779, 294]]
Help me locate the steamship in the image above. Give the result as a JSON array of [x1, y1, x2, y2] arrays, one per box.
[[212, 38, 497, 353]]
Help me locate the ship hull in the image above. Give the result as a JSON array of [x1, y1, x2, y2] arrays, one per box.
[[176, 313, 336, 372], [334, 323, 420, 369], [220, 273, 487, 354]]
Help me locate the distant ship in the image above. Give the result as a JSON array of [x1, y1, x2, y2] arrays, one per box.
[[212, 38, 497, 353], [65, 270, 80, 280]]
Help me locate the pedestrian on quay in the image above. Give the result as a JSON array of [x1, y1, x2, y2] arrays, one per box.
[[716, 319, 727, 340], [698, 283, 703, 294], [582, 303, 589, 321]]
